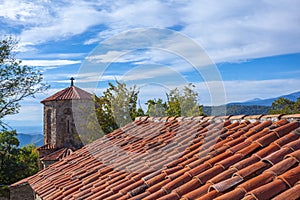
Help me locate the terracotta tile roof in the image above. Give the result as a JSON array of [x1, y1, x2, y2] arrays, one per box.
[[10, 114, 300, 200], [40, 148, 73, 161], [37, 143, 55, 150], [41, 86, 92, 103]]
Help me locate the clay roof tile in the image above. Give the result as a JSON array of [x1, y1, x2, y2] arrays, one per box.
[[41, 86, 92, 103], [245, 179, 287, 200], [277, 165, 300, 188], [10, 114, 300, 199], [272, 184, 300, 200]]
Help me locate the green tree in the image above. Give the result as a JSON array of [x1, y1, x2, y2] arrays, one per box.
[[0, 37, 48, 128], [146, 99, 167, 117], [17, 144, 39, 178], [179, 84, 203, 116], [268, 97, 296, 114], [94, 81, 143, 134], [166, 84, 203, 117], [0, 37, 46, 197], [166, 88, 181, 116], [145, 84, 203, 117], [0, 130, 19, 185], [294, 98, 300, 113], [0, 130, 39, 186]]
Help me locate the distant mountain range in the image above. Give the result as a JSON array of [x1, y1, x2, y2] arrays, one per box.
[[17, 133, 44, 147], [204, 91, 300, 116], [227, 91, 300, 106]]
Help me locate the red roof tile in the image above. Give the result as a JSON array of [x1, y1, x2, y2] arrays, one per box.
[[272, 183, 300, 200], [40, 148, 73, 161], [10, 114, 300, 200], [37, 143, 55, 150], [41, 86, 92, 103]]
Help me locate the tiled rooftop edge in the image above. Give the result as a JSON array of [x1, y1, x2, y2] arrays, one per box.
[[10, 113, 300, 200], [37, 144, 55, 150], [135, 114, 300, 123]]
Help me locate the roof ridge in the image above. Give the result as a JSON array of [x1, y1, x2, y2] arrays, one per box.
[[60, 86, 72, 98], [71, 86, 80, 99], [135, 114, 300, 123]]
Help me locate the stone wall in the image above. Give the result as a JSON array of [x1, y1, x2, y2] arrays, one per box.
[[43, 102, 56, 146], [43, 100, 84, 150], [9, 183, 34, 200]]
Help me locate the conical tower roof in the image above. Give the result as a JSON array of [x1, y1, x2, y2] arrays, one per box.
[[41, 78, 92, 103]]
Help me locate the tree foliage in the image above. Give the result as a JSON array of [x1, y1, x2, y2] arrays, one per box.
[[168, 84, 203, 116], [166, 88, 181, 116], [146, 84, 203, 117], [0, 130, 39, 186], [0, 37, 48, 128], [0, 37, 43, 196], [268, 97, 300, 114], [146, 99, 167, 117], [94, 81, 144, 134]]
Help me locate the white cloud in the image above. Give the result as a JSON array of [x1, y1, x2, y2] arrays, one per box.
[[3, 105, 42, 122], [87, 50, 132, 63], [86, 47, 201, 70], [1, 0, 299, 62], [94, 0, 300, 62], [21, 59, 81, 66], [2, 97, 43, 127], [54, 73, 122, 84], [180, 0, 300, 62], [85, 29, 217, 79], [0, 0, 51, 24], [121, 64, 188, 83], [10, 1, 108, 45], [27, 53, 86, 60], [107, 1, 178, 29], [195, 79, 300, 105]]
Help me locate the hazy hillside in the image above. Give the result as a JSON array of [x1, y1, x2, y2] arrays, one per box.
[[203, 91, 300, 116], [17, 133, 44, 147], [228, 91, 300, 106], [203, 105, 270, 116]]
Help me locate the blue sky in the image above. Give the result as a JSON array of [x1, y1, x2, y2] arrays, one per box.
[[1, 0, 300, 133]]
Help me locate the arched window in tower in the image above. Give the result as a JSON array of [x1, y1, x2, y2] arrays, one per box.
[[46, 109, 52, 144], [67, 120, 70, 134]]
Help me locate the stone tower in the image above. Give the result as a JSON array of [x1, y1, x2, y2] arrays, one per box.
[[41, 78, 93, 150]]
